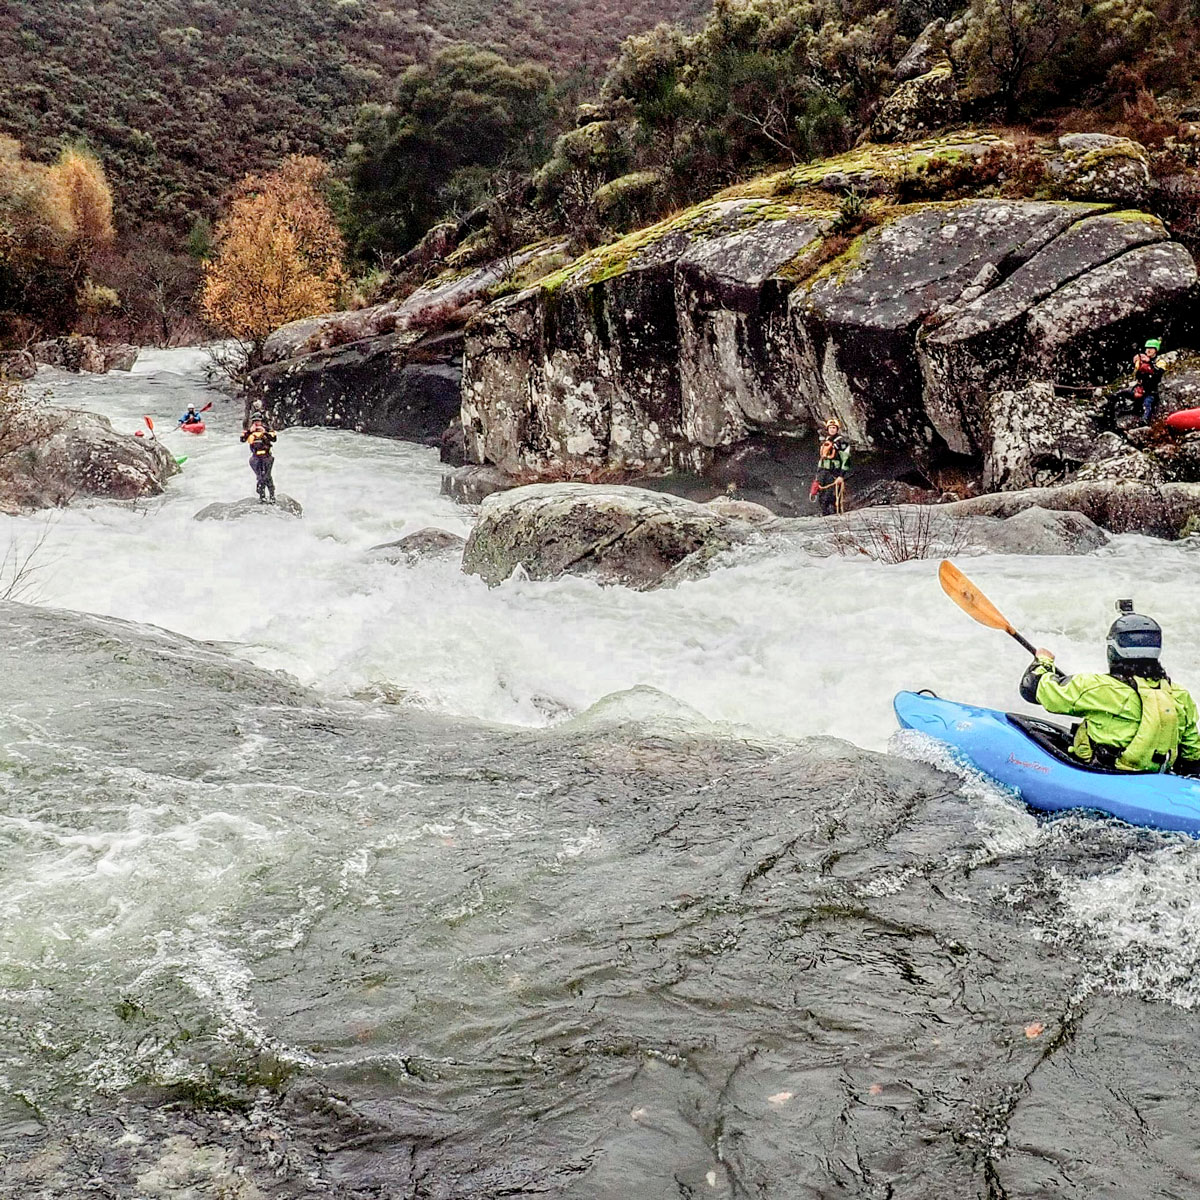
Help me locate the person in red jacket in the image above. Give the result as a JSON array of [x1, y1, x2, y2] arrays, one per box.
[[1132, 338, 1165, 422]]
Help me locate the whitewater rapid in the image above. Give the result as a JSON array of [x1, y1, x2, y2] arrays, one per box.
[[7, 348, 1200, 1197], [7, 346, 1200, 749]]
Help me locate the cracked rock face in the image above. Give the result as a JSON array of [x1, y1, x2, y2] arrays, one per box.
[[463, 196, 1197, 491], [986, 382, 1101, 490], [461, 482, 752, 589]]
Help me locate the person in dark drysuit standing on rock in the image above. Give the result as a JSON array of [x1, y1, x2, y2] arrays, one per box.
[[810, 418, 851, 516], [1020, 600, 1200, 772], [241, 417, 277, 503]]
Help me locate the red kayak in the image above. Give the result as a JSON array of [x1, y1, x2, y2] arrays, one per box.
[[1165, 409, 1200, 431], [180, 421, 206, 435]]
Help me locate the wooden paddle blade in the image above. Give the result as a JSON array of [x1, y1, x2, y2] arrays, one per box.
[[938, 560, 1015, 635]]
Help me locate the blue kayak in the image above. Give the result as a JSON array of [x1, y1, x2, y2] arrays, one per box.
[[894, 690, 1200, 836]]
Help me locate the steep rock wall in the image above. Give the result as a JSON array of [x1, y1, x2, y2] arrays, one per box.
[[462, 187, 1197, 487]]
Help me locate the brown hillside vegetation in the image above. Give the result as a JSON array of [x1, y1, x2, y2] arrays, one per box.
[[0, 0, 708, 231]]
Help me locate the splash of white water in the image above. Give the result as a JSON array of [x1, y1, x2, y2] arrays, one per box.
[[6, 347, 1200, 750]]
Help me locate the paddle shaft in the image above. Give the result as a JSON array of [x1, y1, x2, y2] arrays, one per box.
[[1008, 629, 1038, 657]]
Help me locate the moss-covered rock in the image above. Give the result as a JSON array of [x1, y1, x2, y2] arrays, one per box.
[[592, 169, 664, 230], [1048, 134, 1151, 205], [871, 62, 960, 143]]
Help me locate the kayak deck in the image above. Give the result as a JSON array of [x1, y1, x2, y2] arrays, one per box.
[[894, 690, 1200, 836]]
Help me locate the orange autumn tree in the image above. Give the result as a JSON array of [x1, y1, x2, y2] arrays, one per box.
[[201, 155, 347, 369], [47, 147, 116, 253]]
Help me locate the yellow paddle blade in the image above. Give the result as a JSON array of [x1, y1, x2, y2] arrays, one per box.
[[938, 560, 1016, 635]]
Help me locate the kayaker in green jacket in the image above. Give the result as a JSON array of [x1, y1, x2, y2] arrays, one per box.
[[1020, 601, 1200, 773]]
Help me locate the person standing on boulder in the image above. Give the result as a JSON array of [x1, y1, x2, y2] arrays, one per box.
[[1133, 338, 1165, 422], [240, 417, 277, 503], [810, 418, 851, 516]]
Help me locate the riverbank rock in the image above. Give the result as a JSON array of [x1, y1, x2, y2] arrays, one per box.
[[0, 350, 36, 381], [441, 464, 518, 505], [462, 483, 754, 589], [368, 528, 466, 562], [102, 344, 139, 372], [940, 480, 1200, 538], [704, 495, 777, 523], [250, 329, 463, 444], [986, 381, 1101, 489], [31, 336, 138, 374], [895, 18, 948, 81], [464, 177, 1196, 492], [0, 408, 178, 510], [786, 502, 1109, 559], [253, 242, 569, 444], [1048, 134, 1151, 205], [193, 495, 303, 521]]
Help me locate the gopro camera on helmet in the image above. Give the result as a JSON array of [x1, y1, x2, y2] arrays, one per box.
[[1117, 599, 1134, 614]]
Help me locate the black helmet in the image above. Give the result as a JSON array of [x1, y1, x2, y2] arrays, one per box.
[[1107, 600, 1162, 670]]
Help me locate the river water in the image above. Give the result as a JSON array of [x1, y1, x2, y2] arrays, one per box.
[[2, 348, 1200, 1197]]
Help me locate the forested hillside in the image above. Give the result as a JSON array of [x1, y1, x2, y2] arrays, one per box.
[[0, 0, 707, 229]]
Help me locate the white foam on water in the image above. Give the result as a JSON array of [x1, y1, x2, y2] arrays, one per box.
[[13, 348, 1200, 1019], [6, 350, 1200, 749], [1051, 840, 1200, 1009]]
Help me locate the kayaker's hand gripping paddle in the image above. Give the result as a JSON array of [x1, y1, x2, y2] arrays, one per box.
[[938, 560, 1042, 657]]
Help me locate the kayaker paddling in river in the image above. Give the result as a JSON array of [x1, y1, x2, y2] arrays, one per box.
[[240, 416, 277, 503], [1020, 601, 1200, 773], [179, 405, 201, 426], [810, 417, 850, 516]]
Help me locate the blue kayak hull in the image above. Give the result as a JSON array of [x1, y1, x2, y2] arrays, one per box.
[[894, 691, 1200, 836]]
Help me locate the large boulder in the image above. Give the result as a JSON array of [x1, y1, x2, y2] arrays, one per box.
[[918, 211, 1192, 455], [871, 62, 960, 143], [254, 242, 570, 444], [32, 336, 102, 373], [1075, 431, 1165, 484], [985, 382, 1100, 489], [367, 528, 466, 562], [194, 495, 303, 521], [895, 19, 948, 81], [102, 344, 139, 372], [0, 350, 36, 381], [462, 155, 1198, 496], [1048, 134, 1151, 205], [0, 408, 178, 510], [940, 480, 1200, 538], [812, 502, 1109, 559], [250, 329, 463, 443], [462, 483, 754, 589]]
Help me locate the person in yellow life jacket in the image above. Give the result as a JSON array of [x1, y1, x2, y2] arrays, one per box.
[[240, 417, 277, 503], [809, 417, 850, 516], [1019, 601, 1200, 773]]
